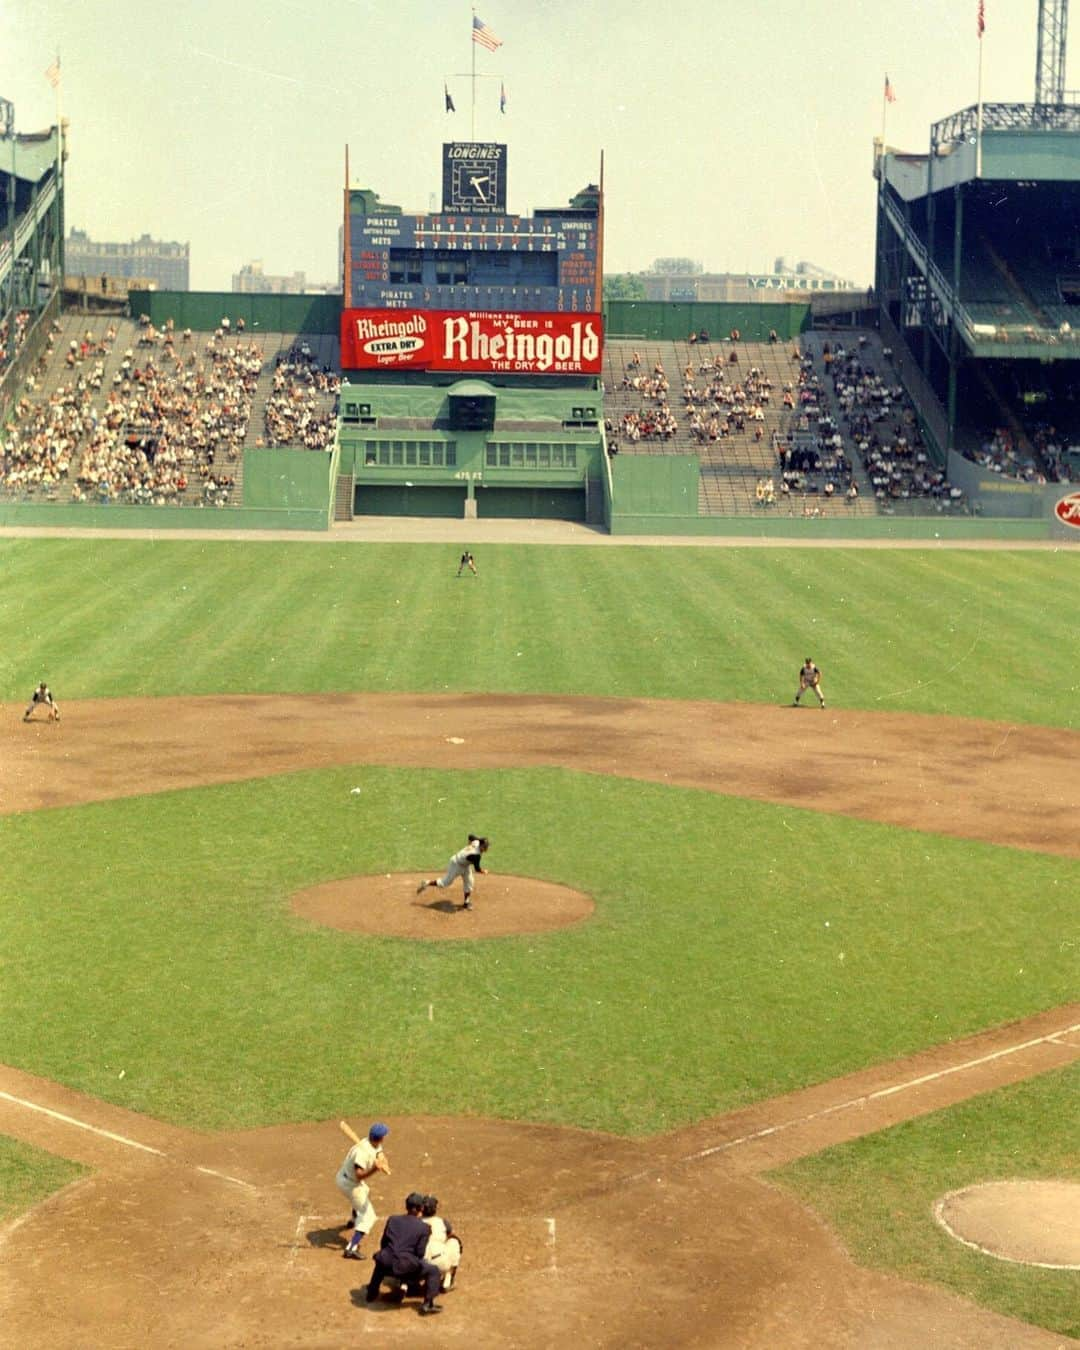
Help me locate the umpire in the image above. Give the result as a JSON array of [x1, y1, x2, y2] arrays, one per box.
[[365, 1192, 444, 1316]]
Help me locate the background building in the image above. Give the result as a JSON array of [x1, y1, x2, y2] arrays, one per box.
[[232, 260, 307, 294], [65, 228, 189, 290], [642, 257, 857, 304]]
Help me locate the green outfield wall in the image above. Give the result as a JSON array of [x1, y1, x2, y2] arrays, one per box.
[[606, 512, 1056, 540], [242, 446, 336, 518], [603, 300, 810, 341], [128, 291, 342, 334], [609, 456, 699, 519], [0, 503, 329, 530]]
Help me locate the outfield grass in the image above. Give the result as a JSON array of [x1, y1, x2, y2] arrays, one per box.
[[0, 1135, 86, 1223], [1, 764, 1076, 1134], [1, 540, 1079, 726], [771, 1062, 1080, 1339]]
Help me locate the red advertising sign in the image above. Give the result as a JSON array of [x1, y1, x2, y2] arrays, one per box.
[[1054, 492, 1080, 528], [340, 308, 603, 376]]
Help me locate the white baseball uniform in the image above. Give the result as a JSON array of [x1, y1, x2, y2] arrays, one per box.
[[335, 1139, 383, 1235]]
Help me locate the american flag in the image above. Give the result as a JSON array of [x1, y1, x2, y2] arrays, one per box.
[[978, 0, 985, 37], [884, 73, 896, 104], [45, 57, 61, 89], [472, 15, 502, 51]]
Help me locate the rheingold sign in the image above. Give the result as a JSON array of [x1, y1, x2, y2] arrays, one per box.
[[341, 308, 603, 375]]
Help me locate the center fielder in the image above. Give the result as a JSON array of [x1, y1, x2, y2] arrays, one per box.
[[793, 657, 826, 708]]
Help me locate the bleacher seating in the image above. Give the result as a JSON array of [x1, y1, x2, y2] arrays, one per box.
[[0, 313, 340, 507]]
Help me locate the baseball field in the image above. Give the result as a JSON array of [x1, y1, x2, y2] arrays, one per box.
[[0, 534, 1077, 1348]]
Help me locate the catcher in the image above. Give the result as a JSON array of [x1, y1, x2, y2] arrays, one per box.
[[384, 1194, 462, 1299], [337, 1122, 392, 1259], [23, 682, 60, 723], [793, 658, 826, 708]]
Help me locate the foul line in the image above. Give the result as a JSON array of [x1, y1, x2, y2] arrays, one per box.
[[0, 1089, 164, 1156], [631, 1019, 1080, 1180], [196, 1165, 256, 1190], [0, 1088, 257, 1191]]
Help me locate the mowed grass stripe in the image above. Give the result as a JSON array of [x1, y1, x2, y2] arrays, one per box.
[[2, 540, 1080, 722], [2, 765, 1077, 1133]]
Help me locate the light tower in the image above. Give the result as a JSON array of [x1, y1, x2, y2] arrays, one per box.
[[1035, 0, 1071, 104]]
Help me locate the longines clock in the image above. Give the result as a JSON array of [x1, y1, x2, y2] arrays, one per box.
[[442, 143, 507, 214]]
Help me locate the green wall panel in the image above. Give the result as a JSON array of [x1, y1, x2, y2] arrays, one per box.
[[607, 514, 1055, 540], [0, 503, 328, 530], [476, 487, 586, 520], [603, 300, 810, 341], [129, 290, 342, 334], [354, 484, 466, 517], [610, 455, 699, 517], [242, 447, 334, 516]]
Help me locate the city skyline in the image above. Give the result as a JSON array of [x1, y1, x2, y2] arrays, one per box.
[[5, 1, 1062, 292]]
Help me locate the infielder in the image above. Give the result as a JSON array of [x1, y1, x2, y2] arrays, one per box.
[[416, 835, 490, 911], [23, 682, 60, 723], [337, 1122, 391, 1259], [456, 551, 478, 576], [793, 657, 826, 708]]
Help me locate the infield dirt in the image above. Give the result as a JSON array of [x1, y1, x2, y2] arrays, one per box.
[[1, 693, 1078, 1348]]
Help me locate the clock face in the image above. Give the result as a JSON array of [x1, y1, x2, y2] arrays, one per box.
[[452, 159, 499, 208], [442, 143, 507, 214]]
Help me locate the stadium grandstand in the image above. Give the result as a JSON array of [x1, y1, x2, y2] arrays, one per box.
[[0, 103, 63, 419], [2, 4, 1080, 540], [873, 0, 1080, 530]]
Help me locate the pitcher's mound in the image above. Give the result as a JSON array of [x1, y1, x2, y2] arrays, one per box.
[[291, 872, 595, 939], [935, 1179, 1080, 1268]]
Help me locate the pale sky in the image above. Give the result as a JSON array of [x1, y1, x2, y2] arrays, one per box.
[[4, 1, 1059, 290]]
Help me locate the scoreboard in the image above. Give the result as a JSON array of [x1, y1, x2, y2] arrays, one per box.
[[343, 143, 602, 372], [347, 210, 600, 313]]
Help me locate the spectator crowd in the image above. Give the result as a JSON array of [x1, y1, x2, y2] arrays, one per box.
[[1, 316, 339, 505]]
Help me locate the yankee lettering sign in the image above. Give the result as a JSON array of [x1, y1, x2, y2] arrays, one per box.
[[341, 308, 603, 374]]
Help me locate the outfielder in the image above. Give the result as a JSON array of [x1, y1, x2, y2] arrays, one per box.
[[456, 551, 478, 577], [416, 835, 490, 911], [337, 1122, 391, 1259], [23, 682, 60, 723], [793, 657, 826, 708]]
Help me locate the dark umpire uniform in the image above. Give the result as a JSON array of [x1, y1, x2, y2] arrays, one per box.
[[365, 1193, 443, 1314]]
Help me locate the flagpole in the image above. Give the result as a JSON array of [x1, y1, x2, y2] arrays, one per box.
[[52, 50, 63, 289], [975, 23, 985, 178], [470, 7, 477, 140]]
